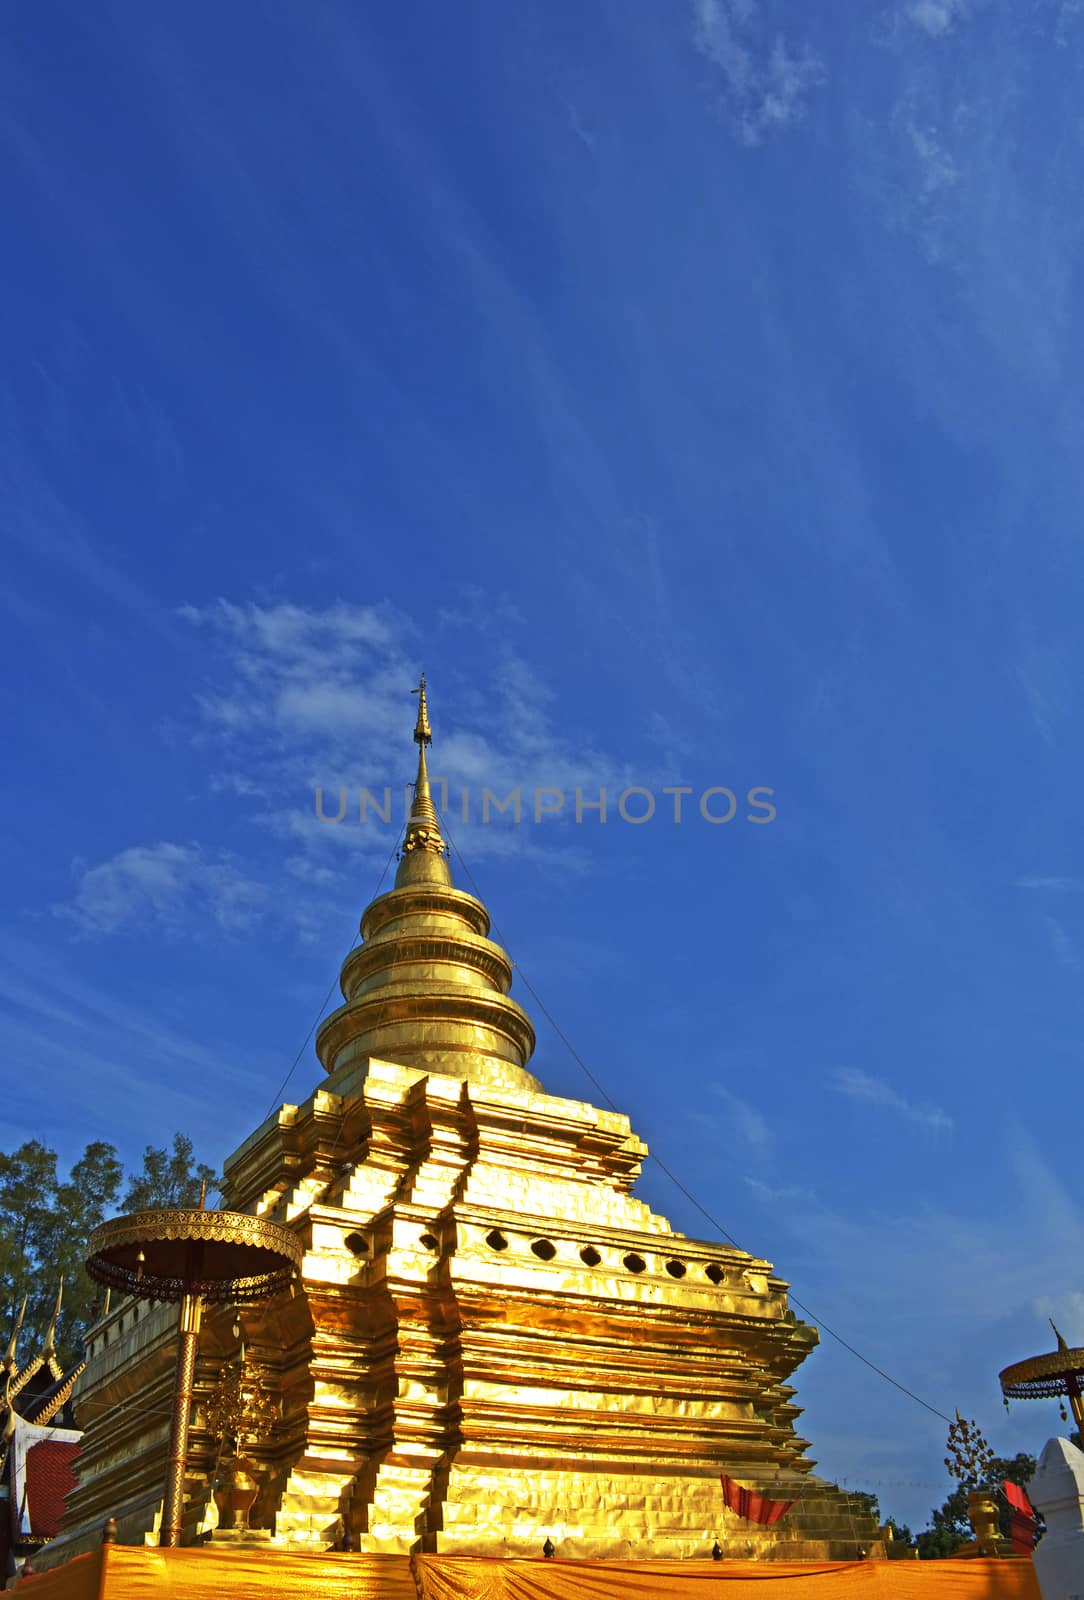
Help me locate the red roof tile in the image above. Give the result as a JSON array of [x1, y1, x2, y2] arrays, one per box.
[[25, 1440, 79, 1539]]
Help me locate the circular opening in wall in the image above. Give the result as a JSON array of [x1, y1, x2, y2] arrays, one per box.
[[623, 1253, 647, 1274], [531, 1239, 557, 1261], [705, 1264, 725, 1285], [345, 1232, 370, 1256], [579, 1246, 602, 1267], [419, 1233, 440, 1251], [665, 1260, 687, 1279], [485, 1229, 509, 1251]]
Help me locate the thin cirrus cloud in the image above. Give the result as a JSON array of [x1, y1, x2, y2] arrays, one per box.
[[830, 1066, 952, 1135], [710, 1084, 773, 1151], [689, 0, 825, 147]]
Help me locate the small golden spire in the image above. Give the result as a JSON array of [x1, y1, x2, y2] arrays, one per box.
[[43, 1279, 64, 1357], [395, 676, 450, 888], [3, 1296, 27, 1374], [1051, 1319, 1069, 1352]]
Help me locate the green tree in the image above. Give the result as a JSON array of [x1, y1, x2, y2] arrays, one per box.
[[0, 1140, 122, 1365], [122, 1133, 218, 1212], [0, 1133, 215, 1368], [914, 1452, 1038, 1559], [0, 1141, 60, 1331]]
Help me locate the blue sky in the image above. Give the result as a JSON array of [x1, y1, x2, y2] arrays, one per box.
[[4, 0, 1084, 1534]]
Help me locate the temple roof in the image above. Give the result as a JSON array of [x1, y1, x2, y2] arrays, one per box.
[[1, 1285, 84, 1560]]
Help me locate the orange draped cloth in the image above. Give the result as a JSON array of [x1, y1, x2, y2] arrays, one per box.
[[720, 1474, 799, 1525], [414, 1556, 1040, 1598], [21, 1544, 1041, 1600]]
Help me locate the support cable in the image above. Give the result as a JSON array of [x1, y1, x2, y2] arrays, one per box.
[[440, 820, 954, 1429]]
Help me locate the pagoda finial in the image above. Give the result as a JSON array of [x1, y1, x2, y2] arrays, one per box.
[[43, 1279, 63, 1357], [412, 672, 432, 748], [395, 676, 450, 888], [3, 1296, 27, 1374], [1051, 1318, 1069, 1352]]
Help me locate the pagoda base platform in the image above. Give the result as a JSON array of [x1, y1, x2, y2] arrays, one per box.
[[16, 1542, 1039, 1600]]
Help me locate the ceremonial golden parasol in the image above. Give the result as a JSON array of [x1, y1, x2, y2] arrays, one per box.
[[86, 1206, 301, 1547], [999, 1320, 1084, 1441]]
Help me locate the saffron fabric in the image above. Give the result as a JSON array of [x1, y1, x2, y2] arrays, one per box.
[[22, 1545, 1041, 1600], [720, 1474, 798, 1525], [415, 1556, 1041, 1599]]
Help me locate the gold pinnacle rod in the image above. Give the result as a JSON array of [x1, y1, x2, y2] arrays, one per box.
[[160, 1291, 202, 1547]]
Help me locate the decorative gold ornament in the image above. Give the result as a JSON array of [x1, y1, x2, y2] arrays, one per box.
[[1000, 1320, 1084, 1440], [944, 1410, 997, 1488], [204, 1355, 278, 1454]]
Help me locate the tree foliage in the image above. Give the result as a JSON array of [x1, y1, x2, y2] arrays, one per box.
[[0, 1133, 217, 1367], [914, 1452, 1038, 1559], [122, 1133, 218, 1213]]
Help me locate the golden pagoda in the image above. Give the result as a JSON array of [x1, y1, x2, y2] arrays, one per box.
[[49, 681, 881, 1564]]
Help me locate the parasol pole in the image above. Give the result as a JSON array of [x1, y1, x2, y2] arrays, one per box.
[[162, 1289, 202, 1547], [162, 1239, 205, 1548]]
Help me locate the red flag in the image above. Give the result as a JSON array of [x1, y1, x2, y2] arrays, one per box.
[[720, 1473, 798, 1525], [1003, 1481, 1037, 1554]]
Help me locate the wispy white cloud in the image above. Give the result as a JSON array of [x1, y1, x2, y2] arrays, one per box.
[[1034, 1290, 1084, 1342], [691, 0, 825, 146], [1014, 875, 1083, 892], [58, 842, 265, 937], [1015, 640, 1073, 746], [99, 595, 635, 944], [745, 1174, 817, 1206], [830, 1066, 953, 1135], [710, 1085, 773, 1150], [177, 598, 626, 852], [567, 103, 597, 156], [1043, 914, 1081, 970], [0, 930, 269, 1157], [905, 0, 972, 37], [860, 6, 1084, 405]]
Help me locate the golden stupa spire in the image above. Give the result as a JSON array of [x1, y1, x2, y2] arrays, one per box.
[[1051, 1318, 1069, 1352], [315, 678, 539, 1092], [395, 673, 451, 888]]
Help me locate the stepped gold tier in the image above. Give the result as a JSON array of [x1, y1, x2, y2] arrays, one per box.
[[49, 681, 881, 1565]]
